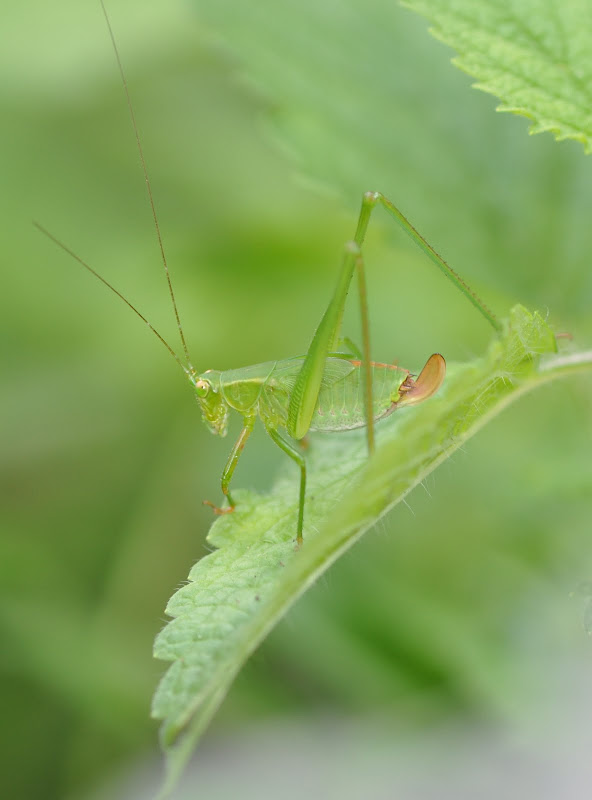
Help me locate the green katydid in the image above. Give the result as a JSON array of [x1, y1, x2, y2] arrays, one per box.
[[35, 2, 502, 547]]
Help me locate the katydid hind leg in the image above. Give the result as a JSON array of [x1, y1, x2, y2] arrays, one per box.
[[287, 241, 360, 442], [354, 192, 501, 333], [266, 427, 307, 547], [287, 240, 375, 457]]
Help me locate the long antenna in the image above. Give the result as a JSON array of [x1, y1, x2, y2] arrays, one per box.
[[99, 0, 194, 370], [34, 222, 190, 376]]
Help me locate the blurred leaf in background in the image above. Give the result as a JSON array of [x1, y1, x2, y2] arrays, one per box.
[[1, 1, 591, 799]]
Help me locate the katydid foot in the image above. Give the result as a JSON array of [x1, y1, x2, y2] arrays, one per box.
[[203, 499, 235, 516]]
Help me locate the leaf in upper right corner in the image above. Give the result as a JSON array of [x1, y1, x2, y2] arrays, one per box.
[[402, 0, 592, 153]]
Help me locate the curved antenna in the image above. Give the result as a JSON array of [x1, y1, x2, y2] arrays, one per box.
[[99, 0, 194, 371], [34, 222, 190, 377]]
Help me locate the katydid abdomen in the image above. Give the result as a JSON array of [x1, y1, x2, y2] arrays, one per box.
[[306, 358, 409, 432]]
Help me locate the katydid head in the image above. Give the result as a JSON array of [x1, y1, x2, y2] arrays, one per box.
[[191, 370, 229, 437], [397, 353, 446, 407]]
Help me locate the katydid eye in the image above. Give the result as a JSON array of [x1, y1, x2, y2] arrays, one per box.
[[195, 379, 210, 398]]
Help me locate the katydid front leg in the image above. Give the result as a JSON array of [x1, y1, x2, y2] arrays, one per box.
[[204, 416, 255, 515]]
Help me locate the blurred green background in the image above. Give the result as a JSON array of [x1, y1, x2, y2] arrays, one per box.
[[2, 1, 592, 798]]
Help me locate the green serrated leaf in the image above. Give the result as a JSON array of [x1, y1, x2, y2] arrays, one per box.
[[152, 305, 592, 790], [403, 0, 592, 152]]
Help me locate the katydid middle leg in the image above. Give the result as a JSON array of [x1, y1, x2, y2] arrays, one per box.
[[267, 427, 307, 546]]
